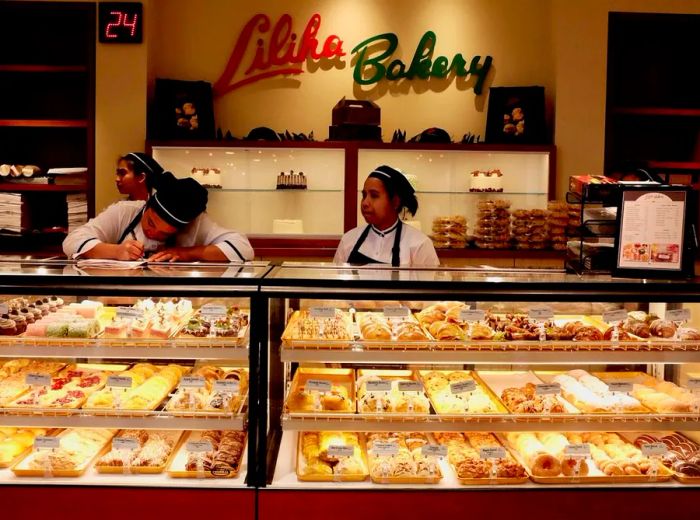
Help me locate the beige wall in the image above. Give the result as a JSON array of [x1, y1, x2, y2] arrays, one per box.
[[92, 0, 700, 210]]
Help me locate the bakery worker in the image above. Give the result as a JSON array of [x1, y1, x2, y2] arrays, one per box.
[[334, 165, 439, 267], [63, 174, 254, 263], [115, 152, 165, 201]]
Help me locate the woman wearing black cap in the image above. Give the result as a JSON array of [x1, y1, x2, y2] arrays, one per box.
[[115, 152, 164, 201], [63, 169, 253, 263], [334, 165, 439, 267]]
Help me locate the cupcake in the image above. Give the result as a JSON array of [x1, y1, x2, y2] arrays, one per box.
[[19, 308, 35, 324], [50, 296, 64, 308], [34, 300, 49, 316], [42, 297, 56, 313], [7, 310, 26, 334], [27, 304, 43, 321], [0, 314, 18, 336]]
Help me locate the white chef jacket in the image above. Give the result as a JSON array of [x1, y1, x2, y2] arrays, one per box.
[[63, 201, 254, 262], [333, 220, 440, 267]]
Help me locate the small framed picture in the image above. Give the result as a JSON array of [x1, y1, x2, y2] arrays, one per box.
[[485, 86, 546, 144], [149, 78, 215, 140], [612, 185, 696, 279]]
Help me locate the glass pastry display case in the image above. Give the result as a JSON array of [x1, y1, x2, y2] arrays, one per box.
[[0, 259, 268, 518], [258, 264, 700, 520]]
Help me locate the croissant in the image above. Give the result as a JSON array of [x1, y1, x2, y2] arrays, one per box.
[[650, 319, 676, 338]]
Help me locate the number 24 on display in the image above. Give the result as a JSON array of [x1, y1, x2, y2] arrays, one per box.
[[105, 11, 138, 38], [99, 3, 143, 43]]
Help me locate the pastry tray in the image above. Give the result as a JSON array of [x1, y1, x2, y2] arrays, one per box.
[[592, 371, 694, 414], [0, 428, 56, 469], [281, 310, 353, 348], [356, 369, 431, 416], [284, 368, 355, 414], [418, 370, 508, 415], [95, 430, 185, 474], [355, 311, 431, 346], [167, 430, 246, 479], [620, 431, 700, 484], [475, 371, 580, 414], [295, 432, 369, 482], [175, 308, 249, 347]]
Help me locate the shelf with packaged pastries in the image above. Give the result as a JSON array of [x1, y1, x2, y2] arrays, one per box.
[[167, 429, 247, 479], [281, 309, 354, 349], [621, 431, 700, 483], [95, 429, 185, 475], [355, 370, 431, 415], [164, 366, 249, 418], [503, 431, 674, 484]]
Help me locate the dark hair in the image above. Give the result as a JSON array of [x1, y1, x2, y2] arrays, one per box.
[[119, 155, 155, 193], [368, 165, 419, 216]]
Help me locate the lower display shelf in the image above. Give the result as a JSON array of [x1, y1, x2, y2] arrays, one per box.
[[282, 413, 700, 432]]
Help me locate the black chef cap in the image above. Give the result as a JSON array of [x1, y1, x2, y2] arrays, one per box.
[[123, 152, 170, 192], [368, 165, 418, 216], [408, 127, 452, 144], [245, 127, 281, 141], [148, 177, 208, 228]]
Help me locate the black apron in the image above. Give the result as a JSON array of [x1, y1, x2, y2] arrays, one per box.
[[347, 220, 402, 267], [117, 207, 176, 250]]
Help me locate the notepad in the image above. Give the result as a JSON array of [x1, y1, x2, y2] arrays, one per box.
[[76, 259, 146, 270]]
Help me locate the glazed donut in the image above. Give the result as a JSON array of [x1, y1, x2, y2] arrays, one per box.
[[530, 453, 562, 477]]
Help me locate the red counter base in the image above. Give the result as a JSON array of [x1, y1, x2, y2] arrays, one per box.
[[1, 487, 255, 519], [259, 489, 700, 520]]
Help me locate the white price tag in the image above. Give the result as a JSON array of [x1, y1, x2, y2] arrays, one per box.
[[422, 445, 447, 457], [200, 304, 228, 318], [26, 373, 51, 386], [116, 306, 144, 319], [309, 307, 336, 319], [398, 381, 423, 392], [0, 304, 8, 315], [564, 444, 591, 457], [34, 436, 60, 449], [327, 445, 355, 457], [479, 446, 506, 459], [383, 306, 409, 318], [460, 309, 485, 322], [686, 378, 700, 390], [107, 375, 133, 388], [529, 306, 553, 320], [113, 437, 140, 451], [180, 376, 206, 388], [366, 380, 391, 392], [305, 379, 332, 392], [608, 381, 633, 393], [214, 380, 240, 393], [603, 309, 628, 323], [450, 380, 476, 394], [371, 441, 399, 456], [186, 440, 214, 453], [641, 442, 668, 457], [535, 383, 561, 396], [666, 309, 691, 322]]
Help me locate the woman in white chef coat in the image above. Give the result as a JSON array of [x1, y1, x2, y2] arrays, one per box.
[[115, 152, 164, 201], [63, 172, 253, 263], [334, 165, 439, 267]]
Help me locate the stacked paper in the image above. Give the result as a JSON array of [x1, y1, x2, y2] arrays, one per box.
[[0, 192, 27, 233], [67, 193, 88, 232]]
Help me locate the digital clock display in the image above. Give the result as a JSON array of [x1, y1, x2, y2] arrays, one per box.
[[98, 2, 143, 43]]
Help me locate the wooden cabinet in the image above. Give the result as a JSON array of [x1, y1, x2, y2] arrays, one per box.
[[0, 2, 95, 251]]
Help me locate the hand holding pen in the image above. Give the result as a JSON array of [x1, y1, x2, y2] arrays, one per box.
[[117, 230, 145, 261]]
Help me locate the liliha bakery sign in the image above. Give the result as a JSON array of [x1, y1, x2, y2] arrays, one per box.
[[213, 13, 493, 97]]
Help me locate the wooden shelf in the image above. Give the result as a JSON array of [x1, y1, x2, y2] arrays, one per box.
[[0, 119, 88, 128], [0, 64, 87, 73], [0, 183, 87, 192], [612, 107, 700, 117], [648, 161, 700, 171]]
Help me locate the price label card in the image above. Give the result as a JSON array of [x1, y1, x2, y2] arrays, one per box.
[[666, 309, 691, 322], [116, 306, 144, 319], [607, 381, 633, 393], [603, 309, 628, 323], [213, 380, 240, 393], [383, 306, 410, 318], [450, 380, 476, 394], [113, 437, 140, 451], [398, 381, 423, 392], [25, 373, 51, 386], [529, 306, 554, 320], [422, 445, 447, 457], [107, 375, 133, 388], [479, 446, 506, 460], [460, 309, 486, 322], [305, 379, 332, 392], [180, 376, 206, 389], [366, 380, 392, 392], [371, 441, 399, 456], [309, 307, 336, 319], [0, 303, 8, 315], [641, 442, 668, 457], [535, 383, 561, 395], [327, 445, 355, 457], [186, 440, 214, 453], [35, 436, 60, 449], [200, 304, 228, 318], [564, 444, 591, 457], [686, 378, 700, 390]]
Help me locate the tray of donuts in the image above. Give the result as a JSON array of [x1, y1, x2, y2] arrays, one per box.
[[355, 311, 431, 347], [356, 370, 431, 415], [621, 432, 700, 483], [284, 368, 355, 414], [281, 309, 353, 347], [434, 432, 529, 485], [502, 432, 674, 484]]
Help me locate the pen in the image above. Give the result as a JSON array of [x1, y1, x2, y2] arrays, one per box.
[[129, 230, 145, 261]]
